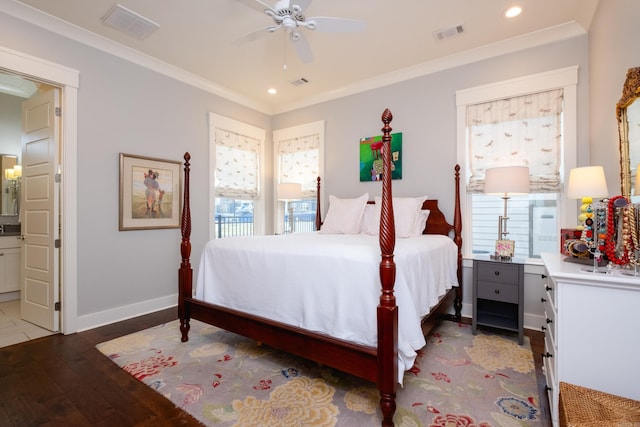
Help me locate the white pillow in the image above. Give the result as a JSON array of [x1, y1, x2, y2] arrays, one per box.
[[366, 196, 428, 238], [319, 193, 369, 234], [412, 209, 430, 236], [359, 204, 375, 234]]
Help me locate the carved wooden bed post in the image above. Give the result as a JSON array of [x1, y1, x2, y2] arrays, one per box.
[[377, 108, 398, 427], [179, 152, 192, 342], [453, 164, 463, 316], [315, 176, 322, 231]]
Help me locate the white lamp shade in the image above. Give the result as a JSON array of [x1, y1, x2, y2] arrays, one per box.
[[277, 182, 302, 201], [566, 166, 609, 199], [484, 166, 530, 195], [12, 165, 21, 178]]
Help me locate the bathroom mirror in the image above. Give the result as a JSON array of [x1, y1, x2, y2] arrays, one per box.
[[617, 66, 640, 198], [0, 154, 19, 216]]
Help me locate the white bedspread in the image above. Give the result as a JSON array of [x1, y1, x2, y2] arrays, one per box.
[[195, 232, 459, 384]]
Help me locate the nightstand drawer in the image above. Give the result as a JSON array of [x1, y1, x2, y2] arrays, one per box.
[[476, 262, 520, 284], [476, 280, 519, 303]]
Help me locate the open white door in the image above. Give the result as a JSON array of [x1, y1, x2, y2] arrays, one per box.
[[20, 87, 60, 332]]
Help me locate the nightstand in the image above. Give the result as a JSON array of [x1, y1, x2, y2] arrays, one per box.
[[472, 256, 524, 344]]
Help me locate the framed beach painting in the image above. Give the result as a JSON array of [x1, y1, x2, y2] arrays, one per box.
[[119, 153, 181, 230], [359, 132, 403, 182]]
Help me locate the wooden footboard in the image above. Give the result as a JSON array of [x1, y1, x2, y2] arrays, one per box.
[[178, 109, 462, 427]]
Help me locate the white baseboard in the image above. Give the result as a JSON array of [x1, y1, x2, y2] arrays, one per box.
[[0, 291, 19, 302], [76, 293, 177, 332], [524, 313, 545, 332]]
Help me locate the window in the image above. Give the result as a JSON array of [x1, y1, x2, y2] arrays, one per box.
[[273, 121, 324, 234], [456, 67, 579, 260], [209, 113, 265, 239]]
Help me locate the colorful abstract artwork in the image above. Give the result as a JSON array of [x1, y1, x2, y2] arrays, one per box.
[[359, 132, 402, 181]]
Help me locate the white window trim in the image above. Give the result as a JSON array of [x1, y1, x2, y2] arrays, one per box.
[[209, 113, 266, 239], [273, 120, 325, 233], [456, 66, 579, 259]]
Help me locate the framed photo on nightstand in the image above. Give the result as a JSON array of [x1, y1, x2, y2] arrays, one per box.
[[495, 239, 515, 259]]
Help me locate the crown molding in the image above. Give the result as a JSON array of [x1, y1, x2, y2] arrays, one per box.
[[2, 0, 586, 117], [273, 21, 587, 114], [1, 0, 273, 114]]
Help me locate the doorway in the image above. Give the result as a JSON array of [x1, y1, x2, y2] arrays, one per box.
[[0, 73, 61, 334], [0, 45, 79, 334]]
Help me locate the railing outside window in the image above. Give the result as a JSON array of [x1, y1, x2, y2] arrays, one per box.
[[214, 212, 316, 238]]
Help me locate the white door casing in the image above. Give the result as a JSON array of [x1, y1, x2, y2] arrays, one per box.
[[20, 87, 60, 331]]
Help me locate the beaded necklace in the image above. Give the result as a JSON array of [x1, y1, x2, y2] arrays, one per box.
[[623, 203, 639, 266], [605, 195, 630, 265]]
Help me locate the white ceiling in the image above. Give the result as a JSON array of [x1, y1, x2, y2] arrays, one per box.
[[8, 0, 600, 114]]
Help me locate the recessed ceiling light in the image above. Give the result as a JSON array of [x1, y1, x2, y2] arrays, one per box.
[[505, 6, 522, 18], [267, 88, 277, 95]]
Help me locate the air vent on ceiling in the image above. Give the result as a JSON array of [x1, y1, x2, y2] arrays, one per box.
[[101, 4, 159, 39], [432, 24, 464, 41], [289, 78, 310, 87]]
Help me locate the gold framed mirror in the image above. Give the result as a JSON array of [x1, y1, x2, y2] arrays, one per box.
[[617, 66, 640, 198]]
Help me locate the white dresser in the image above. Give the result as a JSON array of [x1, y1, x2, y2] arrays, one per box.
[[540, 252, 640, 426]]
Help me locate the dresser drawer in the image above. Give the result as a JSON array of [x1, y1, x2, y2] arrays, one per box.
[[543, 332, 558, 424], [476, 280, 519, 304], [543, 269, 557, 306], [476, 261, 520, 284], [544, 306, 556, 342]]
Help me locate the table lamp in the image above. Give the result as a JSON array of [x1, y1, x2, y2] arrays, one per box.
[[277, 182, 302, 233], [484, 166, 530, 260], [566, 165, 609, 227], [566, 166, 609, 271]]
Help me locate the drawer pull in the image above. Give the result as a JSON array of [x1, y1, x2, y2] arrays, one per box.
[[541, 326, 546, 331], [545, 385, 552, 392], [546, 318, 553, 324], [494, 289, 500, 294], [541, 297, 547, 303], [541, 352, 553, 359], [545, 285, 553, 291], [542, 274, 547, 279], [494, 271, 500, 276]]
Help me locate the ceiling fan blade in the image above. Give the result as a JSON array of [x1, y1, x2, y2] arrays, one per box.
[[235, 0, 274, 15], [290, 31, 313, 63], [305, 16, 366, 33], [232, 25, 276, 45], [292, 0, 312, 13]]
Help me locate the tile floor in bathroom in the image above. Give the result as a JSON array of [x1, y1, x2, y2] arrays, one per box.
[[0, 299, 55, 348]]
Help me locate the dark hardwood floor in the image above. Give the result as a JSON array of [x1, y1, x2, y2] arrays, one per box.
[[0, 310, 551, 426]]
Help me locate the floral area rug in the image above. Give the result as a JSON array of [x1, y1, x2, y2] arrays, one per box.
[[96, 319, 542, 426]]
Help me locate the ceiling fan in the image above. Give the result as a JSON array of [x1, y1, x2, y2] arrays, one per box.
[[235, 0, 365, 64]]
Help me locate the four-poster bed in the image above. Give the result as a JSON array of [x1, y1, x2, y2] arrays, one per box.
[[178, 109, 463, 426]]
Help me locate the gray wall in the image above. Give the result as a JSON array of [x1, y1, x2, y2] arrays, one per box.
[[0, 92, 21, 155], [273, 37, 590, 224], [0, 11, 271, 322], [589, 0, 640, 196]]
